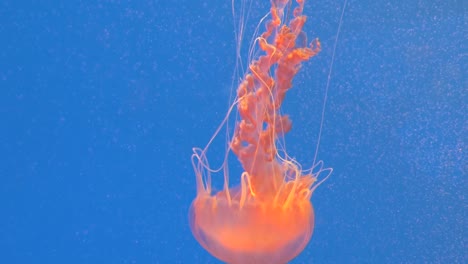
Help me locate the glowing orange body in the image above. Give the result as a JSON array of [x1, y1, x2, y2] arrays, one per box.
[[190, 0, 324, 263]]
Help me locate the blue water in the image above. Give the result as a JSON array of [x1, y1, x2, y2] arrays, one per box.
[[1, 0, 465, 263]]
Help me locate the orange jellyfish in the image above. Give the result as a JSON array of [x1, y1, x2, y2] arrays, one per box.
[[189, 0, 331, 263]]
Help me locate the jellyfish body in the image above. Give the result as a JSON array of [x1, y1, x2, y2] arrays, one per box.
[[189, 163, 316, 263]]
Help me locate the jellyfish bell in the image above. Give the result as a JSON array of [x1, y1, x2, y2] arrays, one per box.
[[189, 189, 314, 263], [189, 143, 331, 263]]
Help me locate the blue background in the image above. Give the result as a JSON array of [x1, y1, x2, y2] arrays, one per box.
[[1, 0, 465, 263]]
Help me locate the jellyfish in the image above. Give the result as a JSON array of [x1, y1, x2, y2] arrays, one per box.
[[189, 0, 331, 263]]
